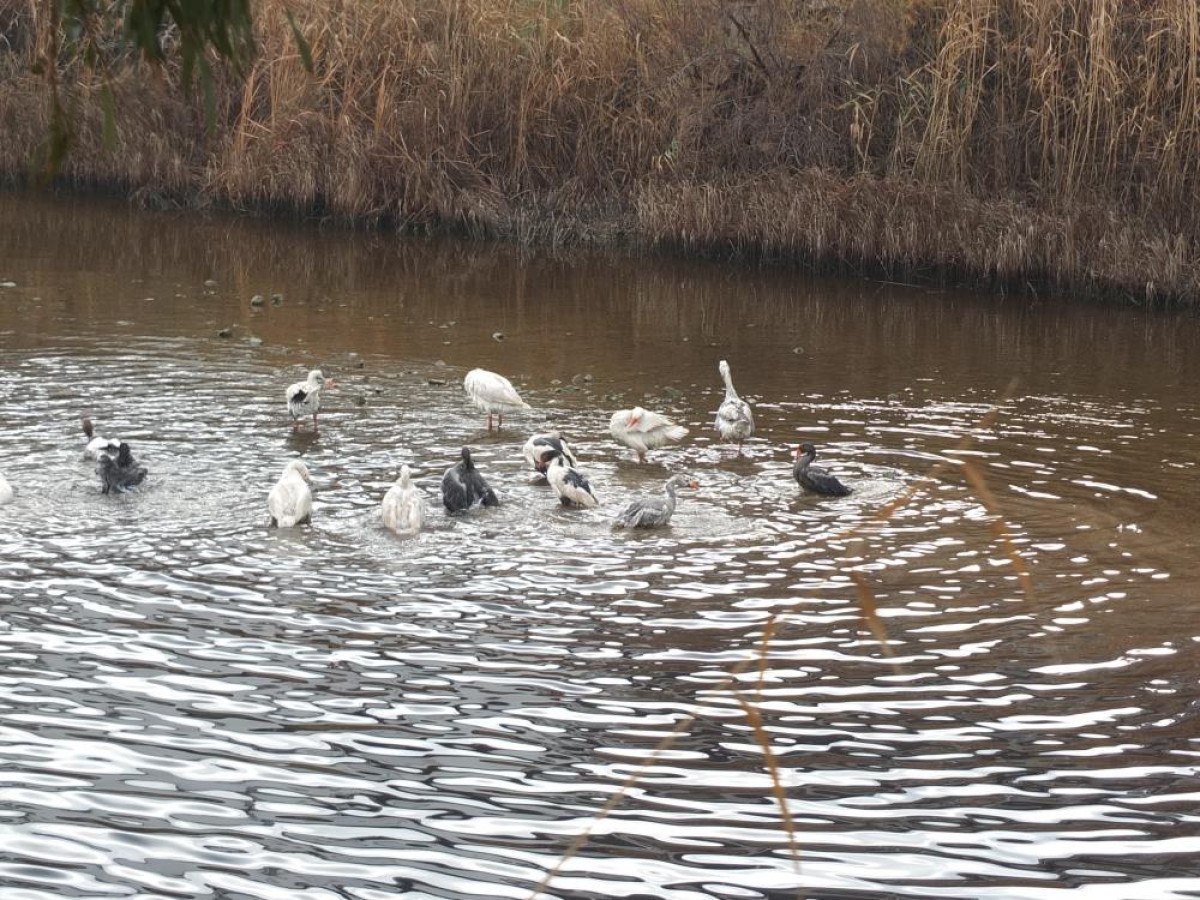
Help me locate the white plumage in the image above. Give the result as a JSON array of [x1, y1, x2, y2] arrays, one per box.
[[268, 460, 313, 527], [82, 417, 120, 460], [609, 406, 688, 462], [546, 453, 598, 508], [381, 464, 426, 536], [464, 368, 531, 430], [286, 369, 331, 434], [714, 359, 754, 452], [0, 474, 12, 505]]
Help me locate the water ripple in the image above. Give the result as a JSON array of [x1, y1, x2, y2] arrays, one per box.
[[2, 198, 1199, 897]]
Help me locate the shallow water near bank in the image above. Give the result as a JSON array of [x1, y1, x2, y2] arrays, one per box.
[[0, 190, 1198, 899]]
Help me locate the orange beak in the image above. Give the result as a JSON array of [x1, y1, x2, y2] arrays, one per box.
[[688, 479, 699, 489], [628, 413, 641, 427]]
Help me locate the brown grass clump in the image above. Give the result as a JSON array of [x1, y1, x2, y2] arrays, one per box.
[[2, 0, 1200, 302]]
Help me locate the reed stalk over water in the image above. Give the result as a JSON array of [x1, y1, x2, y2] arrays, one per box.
[[1, 0, 1197, 302]]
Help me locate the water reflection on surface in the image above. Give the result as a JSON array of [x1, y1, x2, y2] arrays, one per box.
[[0, 190, 1198, 899]]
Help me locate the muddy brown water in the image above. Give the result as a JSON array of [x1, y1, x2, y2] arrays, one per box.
[[0, 190, 1198, 899]]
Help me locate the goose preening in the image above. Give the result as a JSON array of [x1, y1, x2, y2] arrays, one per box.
[[545, 451, 598, 508], [381, 464, 427, 536], [523, 432, 578, 476], [268, 460, 313, 527], [441, 446, 499, 514], [98, 442, 147, 494], [286, 369, 334, 434], [609, 407, 688, 463], [793, 442, 851, 496], [613, 473, 698, 528], [82, 417, 121, 460], [714, 360, 754, 453], [0, 474, 12, 505], [464, 368, 531, 430]]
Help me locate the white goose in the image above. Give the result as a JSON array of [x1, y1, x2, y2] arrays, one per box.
[[268, 460, 313, 527], [464, 368, 530, 430], [286, 369, 334, 434], [714, 359, 754, 453], [82, 417, 121, 460], [545, 452, 598, 508], [381, 464, 427, 536], [609, 406, 688, 462], [0, 474, 12, 505]]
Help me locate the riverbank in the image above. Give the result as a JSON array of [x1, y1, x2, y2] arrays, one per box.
[[2, 0, 1197, 304]]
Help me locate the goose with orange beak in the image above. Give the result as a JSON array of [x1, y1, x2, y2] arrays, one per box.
[[609, 406, 688, 462]]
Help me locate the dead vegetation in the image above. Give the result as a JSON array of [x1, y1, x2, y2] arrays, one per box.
[[2, 0, 1198, 301]]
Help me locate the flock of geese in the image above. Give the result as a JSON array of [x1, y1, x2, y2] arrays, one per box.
[[0, 360, 853, 532]]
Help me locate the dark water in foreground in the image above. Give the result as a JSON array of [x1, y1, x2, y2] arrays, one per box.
[[0, 190, 1198, 899]]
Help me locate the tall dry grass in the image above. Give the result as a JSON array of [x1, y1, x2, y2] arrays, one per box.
[[1, 0, 1198, 301]]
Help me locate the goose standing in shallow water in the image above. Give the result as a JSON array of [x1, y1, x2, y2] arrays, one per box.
[[793, 442, 851, 496], [441, 447, 499, 513], [714, 360, 754, 454], [613, 473, 698, 528], [464, 368, 530, 431], [82, 417, 121, 460], [286, 369, 333, 434], [545, 451, 598, 508], [98, 443, 147, 494], [609, 407, 688, 463], [268, 460, 313, 526], [523, 432, 578, 477], [0, 474, 12, 505], [381, 465, 426, 536]]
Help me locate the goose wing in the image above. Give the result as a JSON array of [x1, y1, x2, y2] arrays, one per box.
[[615, 496, 665, 528], [630, 408, 677, 434]]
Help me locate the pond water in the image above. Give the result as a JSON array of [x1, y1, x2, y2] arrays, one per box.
[[0, 189, 1198, 900]]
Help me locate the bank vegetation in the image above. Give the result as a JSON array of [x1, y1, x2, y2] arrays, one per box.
[[1, 0, 1198, 303]]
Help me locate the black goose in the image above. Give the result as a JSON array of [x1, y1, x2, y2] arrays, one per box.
[[441, 447, 499, 514], [793, 442, 850, 497], [98, 442, 147, 494]]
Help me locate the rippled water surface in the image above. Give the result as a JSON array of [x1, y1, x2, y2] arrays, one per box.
[[1, 191, 1198, 899]]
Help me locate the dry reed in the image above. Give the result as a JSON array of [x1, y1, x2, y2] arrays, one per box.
[[2, 0, 1198, 301]]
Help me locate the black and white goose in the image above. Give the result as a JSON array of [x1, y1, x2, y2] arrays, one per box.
[[613, 473, 697, 528], [714, 360, 754, 453], [286, 369, 334, 434], [545, 451, 598, 508], [523, 432, 578, 477], [793, 442, 851, 496], [98, 442, 147, 494], [82, 417, 121, 460], [441, 447, 499, 514]]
